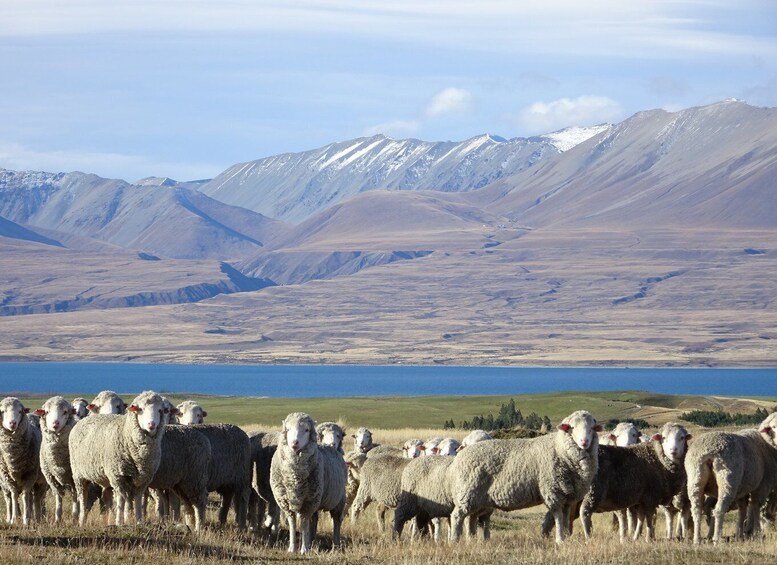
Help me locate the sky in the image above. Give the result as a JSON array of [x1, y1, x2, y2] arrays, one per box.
[[1, 0, 775, 182]]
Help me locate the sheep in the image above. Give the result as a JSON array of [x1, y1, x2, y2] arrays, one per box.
[[88, 390, 127, 415], [685, 411, 777, 544], [604, 422, 642, 446], [448, 410, 602, 544], [147, 425, 212, 531], [352, 427, 379, 453], [176, 400, 207, 425], [35, 396, 79, 523], [188, 423, 252, 529], [0, 397, 43, 525], [577, 422, 691, 542], [368, 438, 425, 459], [316, 422, 346, 454], [248, 430, 281, 532], [457, 429, 492, 452], [423, 437, 443, 456], [270, 412, 347, 554], [72, 398, 90, 421], [69, 390, 168, 526], [433, 438, 460, 456]]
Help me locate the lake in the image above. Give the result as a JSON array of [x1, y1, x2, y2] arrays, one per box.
[[1, 363, 776, 397]]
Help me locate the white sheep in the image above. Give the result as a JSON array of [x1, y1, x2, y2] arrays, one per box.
[[685, 411, 777, 544], [423, 437, 443, 456], [352, 427, 379, 453], [176, 400, 207, 425], [88, 390, 127, 415], [35, 396, 78, 523], [72, 398, 90, 421], [434, 438, 460, 456], [457, 429, 493, 452], [448, 410, 602, 544], [248, 430, 281, 532], [604, 422, 642, 446], [316, 422, 346, 454], [69, 390, 168, 526], [0, 397, 44, 525], [270, 412, 347, 554]]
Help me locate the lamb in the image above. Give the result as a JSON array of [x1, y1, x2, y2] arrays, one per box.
[[457, 429, 492, 451], [147, 425, 212, 530], [685, 411, 777, 544], [35, 396, 78, 523], [577, 422, 691, 542], [72, 398, 90, 421], [270, 412, 347, 554], [352, 427, 379, 453], [188, 423, 252, 529], [316, 422, 345, 454], [604, 422, 642, 446], [69, 390, 168, 526], [88, 390, 127, 415], [0, 397, 43, 525], [447, 410, 602, 544], [248, 430, 281, 531], [176, 400, 207, 425]]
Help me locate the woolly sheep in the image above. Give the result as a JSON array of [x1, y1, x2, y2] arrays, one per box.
[[176, 400, 207, 425], [147, 425, 212, 530], [159, 397, 180, 425], [88, 390, 127, 415], [270, 412, 347, 554], [577, 422, 691, 542], [448, 410, 602, 544], [352, 427, 379, 453], [72, 398, 90, 421], [457, 429, 492, 452], [35, 396, 78, 523], [69, 390, 168, 526], [423, 437, 443, 456], [685, 411, 777, 544], [316, 422, 346, 454], [248, 430, 281, 532], [188, 423, 252, 529], [0, 397, 44, 525], [367, 438, 425, 459], [604, 422, 642, 446], [434, 438, 460, 456]]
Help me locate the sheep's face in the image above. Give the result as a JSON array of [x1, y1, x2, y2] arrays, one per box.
[[558, 411, 602, 451], [0, 398, 27, 433], [759, 412, 777, 449], [128, 396, 167, 436], [436, 438, 460, 456], [353, 428, 372, 451], [404, 439, 424, 458], [654, 423, 691, 461], [318, 425, 344, 450], [423, 437, 442, 456], [177, 402, 207, 425], [72, 399, 89, 420], [37, 397, 73, 433], [90, 392, 126, 415], [459, 429, 492, 451], [611, 423, 641, 447], [283, 413, 315, 453]]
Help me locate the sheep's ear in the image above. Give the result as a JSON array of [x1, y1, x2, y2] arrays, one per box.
[[608, 433, 616, 442], [593, 424, 603, 432], [760, 426, 772, 435], [34, 409, 45, 416], [558, 423, 571, 432], [128, 405, 140, 413], [87, 404, 98, 412], [171, 408, 180, 416], [351, 434, 357, 439], [70, 408, 77, 415], [122, 403, 128, 410], [23, 407, 30, 414], [163, 407, 170, 414], [455, 445, 464, 452], [685, 433, 692, 441], [651, 433, 663, 442], [201, 411, 207, 418], [418, 445, 426, 451]]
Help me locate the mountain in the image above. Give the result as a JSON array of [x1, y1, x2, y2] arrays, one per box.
[[199, 127, 608, 223], [0, 169, 288, 259], [0, 216, 62, 247], [474, 100, 777, 230]]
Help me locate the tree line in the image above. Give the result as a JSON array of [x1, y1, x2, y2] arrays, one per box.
[[680, 406, 776, 428], [443, 398, 552, 432]]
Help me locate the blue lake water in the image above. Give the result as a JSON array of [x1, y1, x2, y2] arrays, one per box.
[[0, 363, 775, 398]]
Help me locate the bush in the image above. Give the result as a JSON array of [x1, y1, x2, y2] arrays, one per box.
[[446, 399, 551, 432], [680, 407, 775, 427]]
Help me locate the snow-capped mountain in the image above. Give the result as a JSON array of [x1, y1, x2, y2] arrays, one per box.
[[199, 126, 610, 223]]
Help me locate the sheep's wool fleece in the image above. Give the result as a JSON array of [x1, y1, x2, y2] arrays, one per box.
[[0, 411, 41, 493], [40, 411, 77, 494], [448, 431, 598, 514]]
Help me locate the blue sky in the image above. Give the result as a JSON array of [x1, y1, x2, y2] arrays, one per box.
[[1, 1, 775, 182]]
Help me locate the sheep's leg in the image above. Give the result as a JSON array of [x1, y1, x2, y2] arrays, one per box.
[[376, 505, 386, 533], [9, 488, 19, 524], [449, 506, 466, 542], [54, 489, 64, 524], [616, 509, 628, 543], [431, 517, 442, 543], [21, 489, 32, 526], [580, 501, 594, 541], [134, 492, 144, 525], [467, 514, 478, 538], [662, 507, 674, 540], [627, 507, 636, 537], [287, 513, 297, 553], [644, 509, 656, 541], [480, 512, 491, 541], [553, 508, 566, 544], [632, 509, 644, 541], [75, 479, 89, 526], [349, 485, 370, 524], [300, 514, 313, 554], [218, 490, 233, 526], [330, 508, 342, 550]]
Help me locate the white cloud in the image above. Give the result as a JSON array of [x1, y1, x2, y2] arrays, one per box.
[[516, 96, 624, 134], [424, 88, 474, 118]]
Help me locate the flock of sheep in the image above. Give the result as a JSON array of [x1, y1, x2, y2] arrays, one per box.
[[0, 391, 776, 555]]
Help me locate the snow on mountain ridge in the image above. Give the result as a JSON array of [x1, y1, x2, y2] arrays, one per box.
[[539, 124, 612, 152]]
